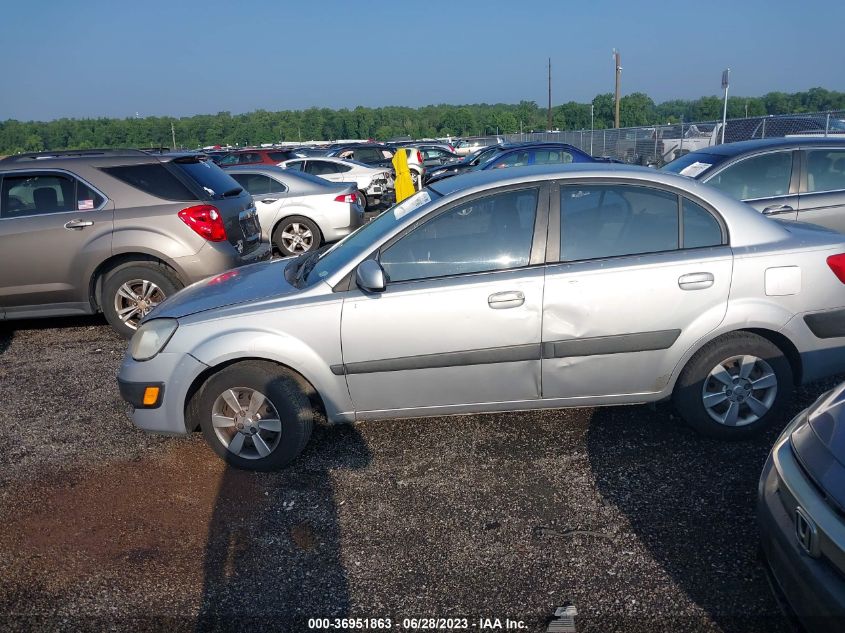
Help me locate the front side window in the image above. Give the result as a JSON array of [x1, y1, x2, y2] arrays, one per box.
[[380, 188, 539, 282], [560, 185, 679, 262], [230, 174, 286, 195], [284, 160, 305, 172], [494, 151, 529, 169], [707, 152, 793, 200], [1, 173, 85, 217], [218, 153, 239, 165], [805, 150, 845, 193]]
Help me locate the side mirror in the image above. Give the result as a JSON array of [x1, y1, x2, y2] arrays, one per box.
[[355, 259, 386, 293]]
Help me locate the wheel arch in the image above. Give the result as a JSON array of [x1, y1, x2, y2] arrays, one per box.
[[669, 326, 803, 395], [89, 252, 182, 311], [184, 356, 330, 432]]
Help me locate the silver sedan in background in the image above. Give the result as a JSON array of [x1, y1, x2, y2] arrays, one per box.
[[118, 164, 845, 471], [225, 165, 364, 256]]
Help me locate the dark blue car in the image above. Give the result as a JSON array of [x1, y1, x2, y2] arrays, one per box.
[[426, 143, 603, 185]]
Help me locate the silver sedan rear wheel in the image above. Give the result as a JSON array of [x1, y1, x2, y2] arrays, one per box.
[[280, 221, 314, 254], [211, 387, 283, 460], [701, 354, 778, 427]]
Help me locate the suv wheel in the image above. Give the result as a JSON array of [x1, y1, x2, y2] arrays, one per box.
[[101, 263, 182, 338], [673, 332, 793, 439], [272, 216, 322, 257], [193, 361, 313, 471]]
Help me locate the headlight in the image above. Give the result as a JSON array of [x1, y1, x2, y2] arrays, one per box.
[[130, 318, 178, 361]]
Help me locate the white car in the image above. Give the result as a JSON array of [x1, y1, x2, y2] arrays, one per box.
[[278, 157, 392, 210], [225, 166, 364, 256]]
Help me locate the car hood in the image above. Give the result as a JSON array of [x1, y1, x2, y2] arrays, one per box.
[[790, 383, 845, 513], [149, 258, 299, 320]]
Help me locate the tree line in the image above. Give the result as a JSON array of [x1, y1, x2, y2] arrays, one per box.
[[1, 87, 843, 154]]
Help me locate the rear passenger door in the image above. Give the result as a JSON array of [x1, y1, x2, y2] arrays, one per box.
[[541, 182, 732, 400], [798, 148, 845, 233], [704, 150, 799, 220], [0, 170, 114, 316]]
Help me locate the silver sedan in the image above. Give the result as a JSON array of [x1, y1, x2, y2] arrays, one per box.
[[118, 164, 845, 470]]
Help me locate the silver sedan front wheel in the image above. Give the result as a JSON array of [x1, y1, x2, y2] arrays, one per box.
[[701, 355, 778, 427], [211, 387, 283, 460]]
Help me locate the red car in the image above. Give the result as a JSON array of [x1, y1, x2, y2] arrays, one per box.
[[216, 148, 299, 167]]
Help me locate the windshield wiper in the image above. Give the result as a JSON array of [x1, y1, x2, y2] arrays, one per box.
[[295, 245, 330, 285]]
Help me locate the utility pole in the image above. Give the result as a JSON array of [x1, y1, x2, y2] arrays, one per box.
[[721, 68, 730, 144], [613, 49, 622, 128], [547, 57, 552, 132], [590, 104, 594, 155], [171, 121, 176, 150]]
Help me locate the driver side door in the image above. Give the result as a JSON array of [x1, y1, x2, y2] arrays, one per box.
[[339, 185, 549, 416]]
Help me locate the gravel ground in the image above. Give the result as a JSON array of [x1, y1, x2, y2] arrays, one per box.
[[0, 316, 838, 632]]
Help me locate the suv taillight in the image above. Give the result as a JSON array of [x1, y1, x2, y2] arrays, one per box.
[[335, 193, 358, 204], [178, 204, 227, 242], [828, 254, 845, 284], [416, 150, 423, 164]]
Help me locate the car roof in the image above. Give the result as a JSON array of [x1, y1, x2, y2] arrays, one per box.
[[697, 136, 845, 157]]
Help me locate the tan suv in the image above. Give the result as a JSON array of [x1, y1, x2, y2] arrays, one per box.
[[0, 149, 270, 337]]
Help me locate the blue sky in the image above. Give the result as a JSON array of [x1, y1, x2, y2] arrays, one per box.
[[1, 0, 843, 121]]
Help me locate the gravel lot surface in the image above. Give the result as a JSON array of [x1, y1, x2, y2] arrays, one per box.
[[0, 316, 838, 632]]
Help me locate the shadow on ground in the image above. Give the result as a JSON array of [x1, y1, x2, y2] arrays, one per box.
[[586, 402, 795, 633], [195, 424, 372, 631]]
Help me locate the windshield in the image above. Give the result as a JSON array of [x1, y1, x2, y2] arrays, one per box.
[[661, 151, 726, 178], [301, 189, 441, 286]]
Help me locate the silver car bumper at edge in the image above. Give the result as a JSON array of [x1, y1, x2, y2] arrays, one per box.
[[117, 350, 210, 435]]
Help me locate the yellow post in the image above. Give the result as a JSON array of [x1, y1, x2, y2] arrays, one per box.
[[392, 148, 415, 204]]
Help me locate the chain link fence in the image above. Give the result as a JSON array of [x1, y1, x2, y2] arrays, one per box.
[[501, 110, 845, 166]]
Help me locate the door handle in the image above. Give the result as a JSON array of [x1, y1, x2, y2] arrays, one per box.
[[762, 204, 794, 216], [678, 272, 714, 290], [260, 198, 278, 204], [64, 219, 94, 230], [488, 290, 525, 309]]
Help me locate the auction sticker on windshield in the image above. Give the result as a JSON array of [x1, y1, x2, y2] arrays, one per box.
[[393, 190, 431, 220], [679, 161, 713, 178]]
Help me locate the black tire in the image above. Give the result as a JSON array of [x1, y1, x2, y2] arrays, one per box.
[[357, 190, 369, 211], [272, 215, 322, 257], [194, 361, 313, 471], [101, 262, 182, 339], [673, 331, 793, 439]]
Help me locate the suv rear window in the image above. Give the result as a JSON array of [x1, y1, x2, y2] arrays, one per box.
[[268, 151, 294, 162], [102, 163, 195, 201], [169, 157, 244, 200]]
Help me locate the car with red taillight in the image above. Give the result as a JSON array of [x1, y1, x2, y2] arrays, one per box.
[[0, 149, 270, 337], [216, 148, 299, 167]]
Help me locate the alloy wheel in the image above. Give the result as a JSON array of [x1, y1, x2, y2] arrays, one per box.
[[113, 279, 166, 330], [281, 222, 314, 253], [701, 354, 778, 426], [211, 387, 283, 460]]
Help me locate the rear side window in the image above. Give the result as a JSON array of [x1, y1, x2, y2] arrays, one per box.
[[306, 161, 341, 176], [170, 158, 243, 200], [267, 151, 293, 162], [682, 198, 723, 248], [560, 185, 678, 261], [805, 150, 845, 193], [533, 149, 573, 165], [707, 152, 793, 200], [102, 163, 195, 201], [230, 173, 286, 195], [1, 172, 104, 217], [559, 185, 723, 262]]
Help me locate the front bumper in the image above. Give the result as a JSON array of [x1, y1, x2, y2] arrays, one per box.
[[758, 436, 845, 632], [117, 351, 209, 435]]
